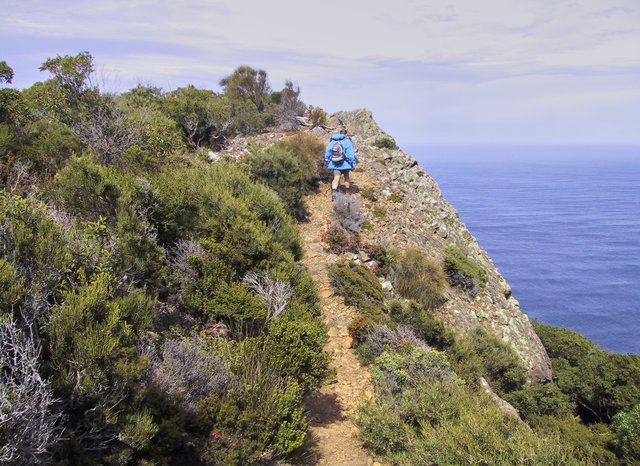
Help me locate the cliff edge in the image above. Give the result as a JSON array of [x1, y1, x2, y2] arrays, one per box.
[[332, 109, 553, 383]]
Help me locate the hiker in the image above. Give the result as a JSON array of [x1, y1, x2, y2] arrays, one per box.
[[325, 127, 356, 195]]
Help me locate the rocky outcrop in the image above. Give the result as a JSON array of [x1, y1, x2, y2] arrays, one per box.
[[334, 109, 553, 383]]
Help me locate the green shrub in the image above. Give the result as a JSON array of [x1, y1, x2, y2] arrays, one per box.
[[394, 247, 447, 309], [120, 409, 159, 451], [410, 393, 577, 465], [371, 347, 455, 395], [275, 133, 329, 190], [533, 320, 600, 366], [0, 193, 73, 295], [289, 266, 320, 314], [372, 135, 397, 149], [231, 99, 271, 134], [467, 328, 527, 395], [535, 321, 640, 423], [399, 379, 467, 427], [48, 272, 138, 393], [162, 86, 232, 149], [443, 244, 487, 296], [266, 316, 329, 392], [206, 281, 267, 333], [504, 383, 574, 420], [612, 404, 640, 462], [445, 337, 484, 387], [328, 260, 384, 316], [53, 155, 128, 220], [12, 118, 81, 180], [201, 340, 308, 463], [358, 378, 580, 465], [529, 415, 618, 464], [387, 300, 454, 349], [0, 258, 25, 312], [356, 397, 408, 456], [244, 144, 306, 220], [128, 108, 185, 158], [151, 159, 301, 271]]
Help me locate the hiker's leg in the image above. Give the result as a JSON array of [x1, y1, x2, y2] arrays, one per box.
[[332, 170, 341, 190], [343, 171, 351, 190]]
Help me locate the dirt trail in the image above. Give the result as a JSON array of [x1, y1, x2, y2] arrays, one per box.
[[299, 185, 377, 466]]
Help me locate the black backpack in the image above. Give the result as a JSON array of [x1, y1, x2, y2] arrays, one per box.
[[330, 140, 346, 163]]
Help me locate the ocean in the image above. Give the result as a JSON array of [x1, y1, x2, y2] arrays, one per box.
[[405, 144, 640, 354]]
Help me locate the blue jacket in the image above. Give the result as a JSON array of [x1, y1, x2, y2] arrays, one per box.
[[325, 134, 356, 170]]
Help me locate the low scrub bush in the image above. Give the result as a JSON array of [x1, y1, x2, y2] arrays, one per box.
[[359, 187, 377, 201], [149, 337, 231, 411], [387, 300, 455, 350], [372, 206, 387, 221], [266, 316, 329, 392], [359, 380, 582, 465], [529, 415, 618, 464], [504, 382, 574, 420], [200, 357, 307, 464], [361, 242, 391, 276], [355, 323, 396, 364], [275, 133, 329, 190], [371, 346, 456, 395], [443, 244, 487, 296], [372, 135, 397, 150], [356, 324, 427, 365], [388, 192, 403, 203], [244, 145, 306, 220], [307, 106, 327, 128], [393, 247, 447, 309], [328, 260, 384, 317], [356, 397, 408, 456], [320, 221, 358, 255], [467, 328, 527, 395], [348, 315, 375, 344]]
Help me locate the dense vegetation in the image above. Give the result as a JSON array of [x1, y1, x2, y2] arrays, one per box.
[[322, 215, 640, 464], [0, 53, 329, 464]]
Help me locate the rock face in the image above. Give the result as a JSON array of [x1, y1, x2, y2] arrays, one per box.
[[334, 109, 553, 382]]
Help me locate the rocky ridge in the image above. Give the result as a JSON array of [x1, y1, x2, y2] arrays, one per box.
[[221, 109, 552, 383], [334, 109, 552, 382]]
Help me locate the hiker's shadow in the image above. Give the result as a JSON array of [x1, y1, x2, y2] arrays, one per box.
[[305, 391, 346, 426], [300, 392, 348, 465]]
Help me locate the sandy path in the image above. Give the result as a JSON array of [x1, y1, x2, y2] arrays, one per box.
[[299, 185, 377, 466]]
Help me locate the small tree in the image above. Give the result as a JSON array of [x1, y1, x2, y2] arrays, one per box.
[[0, 60, 14, 84], [39, 51, 97, 110], [220, 66, 271, 112], [75, 94, 141, 165], [163, 86, 232, 148], [274, 80, 306, 130]]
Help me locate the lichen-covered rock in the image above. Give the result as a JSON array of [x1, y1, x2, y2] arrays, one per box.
[[336, 109, 553, 382]]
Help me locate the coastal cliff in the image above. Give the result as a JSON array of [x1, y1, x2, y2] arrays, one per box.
[[330, 110, 553, 383]]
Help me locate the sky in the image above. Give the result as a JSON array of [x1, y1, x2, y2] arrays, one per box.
[[2, 0, 640, 145]]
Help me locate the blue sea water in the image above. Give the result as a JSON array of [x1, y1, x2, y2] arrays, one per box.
[[405, 144, 640, 354]]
